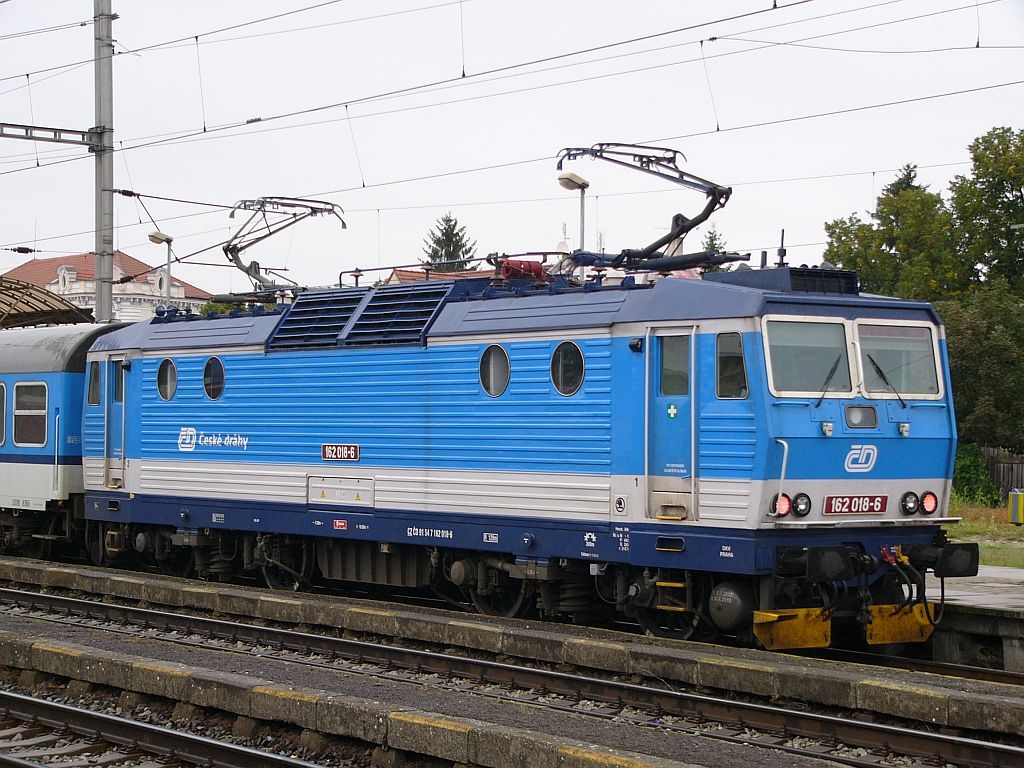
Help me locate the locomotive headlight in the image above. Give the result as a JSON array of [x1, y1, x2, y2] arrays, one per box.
[[845, 405, 878, 429], [771, 493, 792, 517], [900, 491, 921, 515], [793, 493, 812, 517], [920, 491, 938, 515]]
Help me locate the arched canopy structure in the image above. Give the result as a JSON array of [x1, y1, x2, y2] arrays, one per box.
[[0, 276, 93, 329]]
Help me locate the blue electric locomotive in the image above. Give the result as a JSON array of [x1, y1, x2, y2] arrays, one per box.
[[0, 145, 978, 650], [62, 262, 976, 649]]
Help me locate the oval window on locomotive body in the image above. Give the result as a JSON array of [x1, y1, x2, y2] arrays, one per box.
[[479, 345, 510, 397], [551, 341, 584, 396], [157, 359, 177, 401], [203, 357, 225, 400]]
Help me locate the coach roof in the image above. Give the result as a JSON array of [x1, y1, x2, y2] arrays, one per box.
[[0, 323, 122, 374]]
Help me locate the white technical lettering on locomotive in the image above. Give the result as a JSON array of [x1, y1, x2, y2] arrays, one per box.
[[407, 526, 454, 539], [178, 427, 248, 451], [719, 545, 735, 558], [322, 443, 360, 461], [844, 444, 878, 473]]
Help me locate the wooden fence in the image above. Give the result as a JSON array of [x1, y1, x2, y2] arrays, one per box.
[[980, 446, 1024, 496]]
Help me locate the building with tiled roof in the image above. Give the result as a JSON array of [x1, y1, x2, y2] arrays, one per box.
[[384, 267, 487, 284], [3, 251, 211, 322]]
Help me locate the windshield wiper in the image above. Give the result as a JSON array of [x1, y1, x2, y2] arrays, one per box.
[[816, 355, 842, 408], [867, 354, 906, 408]]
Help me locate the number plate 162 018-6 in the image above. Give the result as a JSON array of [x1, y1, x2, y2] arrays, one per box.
[[823, 495, 887, 514]]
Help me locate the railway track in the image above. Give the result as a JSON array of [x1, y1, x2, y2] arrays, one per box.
[[0, 688, 330, 767], [0, 587, 1020, 768]]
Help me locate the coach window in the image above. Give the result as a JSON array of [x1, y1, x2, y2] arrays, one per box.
[[717, 333, 748, 399], [204, 357, 225, 400], [480, 345, 510, 397], [87, 361, 101, 406], [13, 383, 47, 446], [660, 336, 690, 395], [551, 341, 584, 396], [0, 383, 5, 445], [158, 359, 177, 401]]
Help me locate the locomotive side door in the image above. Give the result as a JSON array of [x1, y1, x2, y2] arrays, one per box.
[[647, 329, 696, 520], [103, 355, 126, 488]]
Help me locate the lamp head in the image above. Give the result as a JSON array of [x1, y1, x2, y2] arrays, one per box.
[[558, 171, 590, 191], [148, 231, 173, 245]]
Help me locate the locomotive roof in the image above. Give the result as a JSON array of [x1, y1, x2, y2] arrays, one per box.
[[87, 273, 939, 355], [0, 322, 123, 373]]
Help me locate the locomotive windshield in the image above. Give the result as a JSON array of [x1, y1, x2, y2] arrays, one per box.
[[766, 320, 851, 395], [856, 324, 939, 396]]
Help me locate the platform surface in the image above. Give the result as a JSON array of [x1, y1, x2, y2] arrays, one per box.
[[928, 565, 1024, 614]]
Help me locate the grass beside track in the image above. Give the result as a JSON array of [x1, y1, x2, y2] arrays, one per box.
[[947, 501, 1024, 568]]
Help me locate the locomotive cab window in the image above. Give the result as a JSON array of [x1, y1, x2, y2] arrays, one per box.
[[551, 341, 584, 396], [13, 383, 47, 447], [479, 345, 510, 397], [0, 383, 5, 445], [157, 359, 177, 401], [87, 361, 101, 406], [857, 324, 939, 396], [204, 357, 225, 400], [716, 333, 748, 399], [660, 336, 690, 395], [766, 320, 851, 396]]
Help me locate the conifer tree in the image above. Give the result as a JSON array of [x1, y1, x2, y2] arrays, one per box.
[[422, 213, 477, 272]]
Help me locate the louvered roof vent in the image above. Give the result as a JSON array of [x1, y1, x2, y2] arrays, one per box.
[[267, 281, 455, 351], [342, 281, 453, 347], [267, 287, 367, 350]]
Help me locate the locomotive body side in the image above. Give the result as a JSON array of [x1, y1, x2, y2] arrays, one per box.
[[78, 274, 976, 647]]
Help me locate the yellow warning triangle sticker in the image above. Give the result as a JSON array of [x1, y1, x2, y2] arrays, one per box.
[[320, 490, 326, 499], [355, 493, 361, 501]]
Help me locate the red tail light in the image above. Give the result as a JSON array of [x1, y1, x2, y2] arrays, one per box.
[[921, 491, 938, 515]]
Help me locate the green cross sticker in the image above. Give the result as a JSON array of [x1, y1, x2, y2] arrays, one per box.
[[667, 404, 678, 418]]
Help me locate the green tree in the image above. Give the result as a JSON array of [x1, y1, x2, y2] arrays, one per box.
[[935, 280, 1024, 452], [950, 127, 1024, 291], [700, 224, 730, 272], [422, 212, 477, 272], [701, 224, 727, 253], [824, 165, 970, 301]]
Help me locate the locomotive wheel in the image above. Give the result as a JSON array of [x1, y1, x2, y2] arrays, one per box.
[[469, 579, 535, 618], [635, 606, 699, 640], [157, 548, 195, 578], [85, 521, 105, 566], [261, 538, 315, 591]]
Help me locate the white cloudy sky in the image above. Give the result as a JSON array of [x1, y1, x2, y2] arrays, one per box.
[[0, 0, 1021, 294]]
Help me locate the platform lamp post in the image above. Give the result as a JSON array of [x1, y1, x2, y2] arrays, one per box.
[[558, 171, 589, 281], [148, 231, 174, 307]]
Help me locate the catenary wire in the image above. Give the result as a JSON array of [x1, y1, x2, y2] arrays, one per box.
[[0, 0, 1007, 172], [0, 0, 986, 164], [0, 159, 972, 255]]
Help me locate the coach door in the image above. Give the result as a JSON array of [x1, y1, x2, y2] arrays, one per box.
[[648, 329, 695, 520], [103, 355, 127, 488]]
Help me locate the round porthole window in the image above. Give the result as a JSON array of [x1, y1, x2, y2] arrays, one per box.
[[551, 341, 584, 396], [203, 357, 225, 400], [157, 359, 177, 401], [479, 345, 510, 397]]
